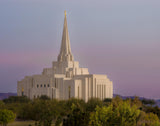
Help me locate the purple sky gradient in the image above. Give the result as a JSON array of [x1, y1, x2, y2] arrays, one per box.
[[0, 0, 160, 99]]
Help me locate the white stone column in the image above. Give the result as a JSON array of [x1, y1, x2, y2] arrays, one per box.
[[103, 85, 105, 99], [104, 85, 106, 98], [100, 85, 102, 100], [95, 79, 97, 98], [85, 78, 88, 102]]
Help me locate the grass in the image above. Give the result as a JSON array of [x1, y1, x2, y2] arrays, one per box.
[[8, 121, 55, 126], [8, 121, 35, 126]]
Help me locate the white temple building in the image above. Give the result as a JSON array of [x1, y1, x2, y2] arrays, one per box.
[[17, 11, 113, 102]]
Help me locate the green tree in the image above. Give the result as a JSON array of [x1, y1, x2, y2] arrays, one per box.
[[131, 96, 142, 108], [65, 98, 85, 111], [0, 101, 5, 109], [111, 96, 123, 108], [30, 99, 59, 126], [3, 96, 30, 104], [89, 104, 113, 126], [89, 100, 141, 126], [86, 98, 103, 112], [39, 95, 50, 100], [113, 101, 140, 126], [137, 112, 160, 126], [143, 106, 160, 119], [0, 109, 16, 126], [141, 98, 156, 106], [17, 102, 32, 120], [63, 103, 89, 126], [103, 98, 112, 103]]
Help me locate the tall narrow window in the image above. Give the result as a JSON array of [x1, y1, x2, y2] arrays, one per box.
[[68, 86, 71, 99], [55, 78, 56, 88], [22, 91, 24, 96], [22, 88, 24, 96], [78, 86, 79, 99]]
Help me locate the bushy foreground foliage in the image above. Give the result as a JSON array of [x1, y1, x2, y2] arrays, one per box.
[[89, 101, 160, 126], [0, 96, 160, 126], [0, 109, 16, 126], [3, 96, 30, 104]]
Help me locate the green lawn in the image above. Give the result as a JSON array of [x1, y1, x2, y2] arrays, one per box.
[[8, 121, 55, 126], [8, 121, 35, 126]]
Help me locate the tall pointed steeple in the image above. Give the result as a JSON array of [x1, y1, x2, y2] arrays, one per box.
[[58, 11, 74, 62]]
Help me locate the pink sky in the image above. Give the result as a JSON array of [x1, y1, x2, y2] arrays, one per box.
[[0, 0, 160, 99]]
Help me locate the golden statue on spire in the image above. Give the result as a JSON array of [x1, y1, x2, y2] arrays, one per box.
[[64, 10, 67, 16]]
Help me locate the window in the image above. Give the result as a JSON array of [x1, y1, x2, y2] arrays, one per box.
[[37, 84, 39, 88], [41, 84, 42, 87], [44, 84, 46, 87], [22, 91, 24, 96], [48, 84, 50, 87], [68, 86, 71, 99], [55, 79, 56, 88], [21, 88, 24, 96]]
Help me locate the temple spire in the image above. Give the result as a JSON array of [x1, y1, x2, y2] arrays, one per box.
[[58, 11, 74, 62]]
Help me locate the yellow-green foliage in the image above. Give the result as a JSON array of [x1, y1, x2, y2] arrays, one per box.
[[89, 104, 113, 126], [0, 100, 5, 109], [0, 109, 16, 126], [90, 100, 141, 126], [137, 112, 160, 126], [2, 96, 160, 126]]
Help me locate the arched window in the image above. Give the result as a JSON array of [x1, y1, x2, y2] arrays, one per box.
[[68, 86, 71, 99]]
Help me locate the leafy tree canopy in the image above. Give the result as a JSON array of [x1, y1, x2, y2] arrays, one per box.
[[3, 96, 30, 104], [0, 109, 16, 126], [89, 100, 141, 126], [141, 98, 156, 105], [39, 95, 51, 100]]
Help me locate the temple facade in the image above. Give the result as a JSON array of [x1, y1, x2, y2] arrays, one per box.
[[17, 11, 113, 102]]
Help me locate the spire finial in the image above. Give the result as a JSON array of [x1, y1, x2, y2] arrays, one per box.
[[64, 10, 67, 16]]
